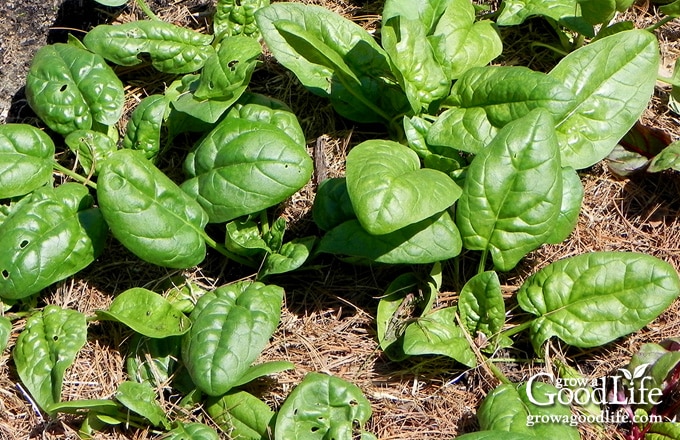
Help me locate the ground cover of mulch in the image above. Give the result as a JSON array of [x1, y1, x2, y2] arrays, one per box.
[[2, 1, 680, 439]]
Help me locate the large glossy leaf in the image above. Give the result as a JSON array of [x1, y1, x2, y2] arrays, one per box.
[[96, 288, 191, 338], [275, 373, 373, 440], [456, 109, 562, 271], [346, 140, 461, 235], [256, 3, 409, 122], [170, 74, 233, 124], [215, 0, 270, 38], [549, 30, 659, 169], [478, 382, 579, 438], [402, 306, 477, 367], [206, 390, 275, 440], [317, 210, 462, 265], [98, 149, 208, 268], [181, 119, 313, 223], [181, 281, 283, 396], [195, 36, 261, 100], [122, 94, 168, 162], [517, 252, 680, 351], [0, 183, 107, 300], [382, 0, 453, 30], [83, 21, 214, 74], [26, 43, 124, 135], [381, 16, 450, 113], [428, 66, 575, 154], [13, 305, 87, 413], [458, 271, 505, 347], [0, 124, 55, 198]]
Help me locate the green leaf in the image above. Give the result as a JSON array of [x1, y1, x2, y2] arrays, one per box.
[[275, 372, 373, 440], [497, 0, 594, 36], [206, 390, 275, 440], [382, 0, 453, 31], [578, 0, 632, 25], [125, 334, 181, 387], [545, 167, 583, 244], [122, 94, 168, 162], [456, 109, 562, 271], [96, 288, 191, 338], [318, 210, 462, 265], [428, 0, 502, 80], [26, 43, 124, 135], [458, 271, 505, 347], [428, 66, 576, 154], [65, 129, 117, 175], [660, 0, 680, 17], [478, 382, 579, 438], [517, 252, 680, 351], [98, 149, 208, 268], [382, 16, 450, 113], [225, 219, 271, 257], [165, 422, 221, 440], [116, 381, 169, 428], [346, 140, 461, 235], [648, 141, 680, 172], [402, 306, 476, 367], [646, 422, 680, 440], [0, 183, 108, 300], [214, 0, 270, 39], [181, 281, 283, 396], [549, 30, 659, 169], [47, 399, 120, 416], [259, 236, 315, 278], [256, 3, 409, 122], [83, 21, 214, 74], [232, 360, 295, 388], [13, 305, 87, 413], [312, 178, 356, 232], [195, 36, 261, 100], [170, 74, 234, 124], [0, 124, 55, 198], [181, 119, 313, 223], [0, 316, 11, 352]]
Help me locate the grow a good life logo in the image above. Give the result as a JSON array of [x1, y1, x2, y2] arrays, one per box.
[[524, 364, 665, 427]]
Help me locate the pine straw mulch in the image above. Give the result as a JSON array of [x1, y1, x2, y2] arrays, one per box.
[[2, 1, 680, 439]]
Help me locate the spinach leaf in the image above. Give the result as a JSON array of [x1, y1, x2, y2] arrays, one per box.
[[549, 30, 659, 169], [122, 94, 168, 162], [458, 271, 506, 350], [65, 129, 117, 175], [346, 140, 461, 235], [256, 3, 409, 122], [545, 167, 583, 244], [0, 124, 55, 198], [0, 316, 11, 353], [206, 390, 275, 440], [116, 381, 169, 429], [318, 211, 462, 265], [181, 281, 283, 396], [497, 0, 594, 36], [13, 305, 87, 414], [83, 21, 215, 74], [312, 178, 356, 232], [0, 183, 107, 300], [214, 0, 270, 39], [518, 252, 680, 351], [170, 74, 233, 124], [165, 423, 220, 440], [457, 109, 562, 271], [98, 149, 208, 269], [259, 236, 316, 279], [125, 334, 181, 388], [275, 372, 374, 440], [96, 288, 191, 338], [26, 43, 124, 135], [181, 119, 313, 223]]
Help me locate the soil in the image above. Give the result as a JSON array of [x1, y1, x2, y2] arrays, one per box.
[[2, 1, 680, 440]]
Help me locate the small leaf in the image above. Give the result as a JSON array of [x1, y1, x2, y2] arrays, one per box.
[[225, 219, 270, 257], [65, 130, 117, 175], [518, 252, 680, 351], [125, 334, 181, 387], [0, 124, 55, 198], [275, 372, 373, 440], [13, 306, 87, 413], [83, 21, 214, 74], [346, 140, 461, 235], [0, 316, 11, 352], [231, 361, 295, 388], [171, 74, 234, 124], [259, 237, 315, 278], [458, 271, 505, 347], [402, 306, 477, 367], [122, 94, 168, 162], [648, 141, 680, 173], [206, 390, 275, 440], [116, 381, 169, 429], [164, 422, 221, 440], [96, 288, 191, 338]]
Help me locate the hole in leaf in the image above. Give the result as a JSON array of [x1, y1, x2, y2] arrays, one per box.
[[19, 240, 29, 249], [146, 311, 152, 316], [53, 335, 59, 341], [293, 408, 298, 416], [228, 60, 238, 71], [1, 270, 8, 279], [310, 427, 319, 433], [208, 81, 214, 89], [348, 399, 358, 406], [59, 84, 68, 92], [235, 0, 241, 6]]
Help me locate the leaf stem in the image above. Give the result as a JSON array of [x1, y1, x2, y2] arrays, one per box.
[[485, 358, 513, 385], [477, 250, 488, 274], [53, 162, 97, 190], [135, 0, 160, 21], [499, 320, 533, 340], [645, 15, 675, 32], [201, 231, 256, 268], [530, 42, 569, 57]]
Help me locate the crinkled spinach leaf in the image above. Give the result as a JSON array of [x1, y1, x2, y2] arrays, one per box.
[[457, 109, 562, 271], [275, 372, 374, 440], [259, 236, 316, 279], [517, 252, 680, 351], [0, 124, 55, 198], [214, 0, 270, 38], [346, 140, 461, 235], [181, 281, 283, 396], [196, 36, 261, 101], [0, 183, 107, 300], [98, 149, 208, 268], [122, 94, 168, 162], [83, 20, 214, 74], [206, 390, 275, 440], [125, 334, 181, 388], [26, 43, 124, 135], [13, 305, 87, 413]]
